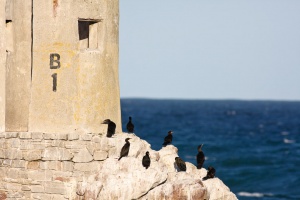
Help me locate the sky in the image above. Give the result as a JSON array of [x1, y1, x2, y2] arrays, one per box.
[[119, 0, 300, 100]]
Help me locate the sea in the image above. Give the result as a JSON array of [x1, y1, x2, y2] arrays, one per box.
[[120, 99, 300, 200]]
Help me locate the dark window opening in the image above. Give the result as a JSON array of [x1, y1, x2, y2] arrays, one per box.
[[78, 21, 90, 40], [78, 18, 101, 49]]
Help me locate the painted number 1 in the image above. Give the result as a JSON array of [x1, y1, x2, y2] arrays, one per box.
[[51, 73, 57, 92], [50, 53, 60, 92]]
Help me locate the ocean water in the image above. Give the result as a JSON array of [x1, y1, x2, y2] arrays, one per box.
[[120, 99, 300, 200]]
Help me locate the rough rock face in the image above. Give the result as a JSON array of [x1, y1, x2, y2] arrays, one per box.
[[75, 134, 237, 200], [141, 172, 206, 200], [0, 132, 237, 199], [203, 178, 238, 200]]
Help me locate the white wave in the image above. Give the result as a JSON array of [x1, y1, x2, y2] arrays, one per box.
[[184, 155, 212, 160], [205, 156, 216, 161], [184, 155, 195, 159], [284, 138, 295, 144], [238, 192, 273, 197]]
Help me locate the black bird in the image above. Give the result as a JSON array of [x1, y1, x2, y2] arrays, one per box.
[[175, 157, 186, 172], [142, 151, 151, 169], [102, 119, 116, 138], [126, 116, 134, 133], [203, 166, 216, 180], [118, 138, 131, 161], [197, 144, 205, 169], [162, 131, 173, 146]]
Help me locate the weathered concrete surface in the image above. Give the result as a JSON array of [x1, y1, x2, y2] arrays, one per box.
[[0, 2, 5, 132], [5, 0, 32, 131], [29, 0, 121, 133], [0, 0, 121, 133]]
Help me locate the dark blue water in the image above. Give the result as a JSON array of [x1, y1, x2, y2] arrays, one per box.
[[121, 99, 300, 200]]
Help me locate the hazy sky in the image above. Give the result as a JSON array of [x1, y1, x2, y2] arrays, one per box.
[[119, 0, 300, 100]]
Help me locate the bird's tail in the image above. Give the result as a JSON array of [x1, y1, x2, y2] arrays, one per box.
[[118, 156, 122, 161]]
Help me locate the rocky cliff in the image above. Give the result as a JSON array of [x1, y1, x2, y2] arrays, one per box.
[[0, 132, 237, 200]]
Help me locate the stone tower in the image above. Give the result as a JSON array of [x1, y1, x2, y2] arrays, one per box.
[[0, 0, 121, 133]]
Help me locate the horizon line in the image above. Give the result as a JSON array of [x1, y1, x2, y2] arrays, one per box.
[[120, 97, 300, 102]]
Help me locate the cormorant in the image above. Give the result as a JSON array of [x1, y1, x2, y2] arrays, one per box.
[[175, 157, 186, 172], [142, 151, 151, 169], [197, 144, 205, 169], [203, 166, 216, 180], [126, 116, 134, 133], [162, 131, 173, 146], [102, 119, 116, 138], [118, 138, 131, 161]]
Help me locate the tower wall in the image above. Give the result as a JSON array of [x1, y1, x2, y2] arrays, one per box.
[[0, 1, 5, 132], [0, 0, 121, 133], [5, 0, 32, 132]]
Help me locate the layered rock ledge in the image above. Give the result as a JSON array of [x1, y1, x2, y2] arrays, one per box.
[[0, 132, 237, 200]]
